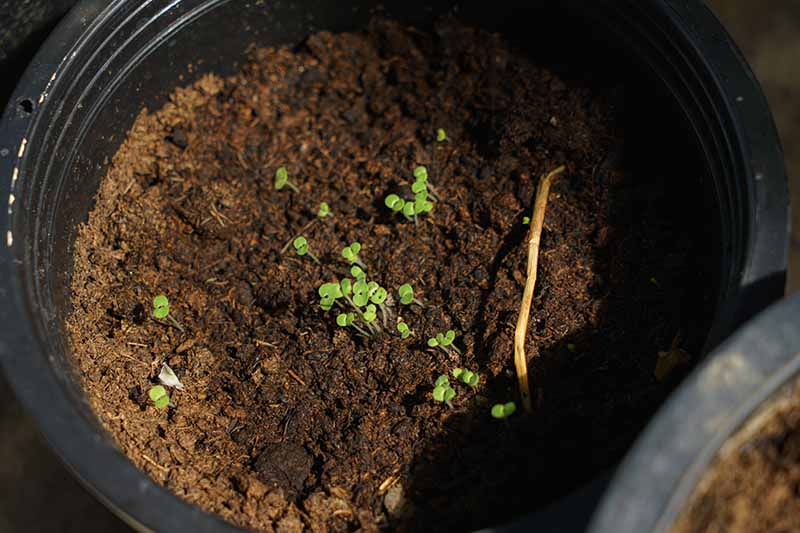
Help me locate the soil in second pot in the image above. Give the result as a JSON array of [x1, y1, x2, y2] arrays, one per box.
[[673, 380, 800, 533], [67, 17, 714, 532]]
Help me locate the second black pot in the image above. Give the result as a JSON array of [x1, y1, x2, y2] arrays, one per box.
[[590, 292, 800, 533], [0, 0, 788, 531]]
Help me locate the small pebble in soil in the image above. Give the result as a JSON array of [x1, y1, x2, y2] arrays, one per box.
[[384, 484, 407, 518]]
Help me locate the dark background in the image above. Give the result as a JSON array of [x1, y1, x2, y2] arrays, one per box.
[[0, 1, 797, 530]]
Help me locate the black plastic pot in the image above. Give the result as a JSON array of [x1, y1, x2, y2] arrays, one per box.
[[590, 292, 800, 533], [0, 1, 788, 531]]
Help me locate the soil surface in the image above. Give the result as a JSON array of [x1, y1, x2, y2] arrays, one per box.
[[68, 18, 712, 532], [674, 382, 800, 533]]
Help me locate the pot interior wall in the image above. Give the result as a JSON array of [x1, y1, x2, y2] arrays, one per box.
[[7, 1, 729, 527]]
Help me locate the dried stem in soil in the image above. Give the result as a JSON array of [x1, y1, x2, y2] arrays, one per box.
[[514, 165, 565, 413]]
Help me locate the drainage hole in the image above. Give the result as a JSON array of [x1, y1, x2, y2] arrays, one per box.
[[18, 99, 34, 114]]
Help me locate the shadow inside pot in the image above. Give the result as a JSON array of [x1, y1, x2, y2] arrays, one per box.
[[396, 82, 718, 532]]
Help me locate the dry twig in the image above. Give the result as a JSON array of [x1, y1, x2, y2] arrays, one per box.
[[514, 165, 565, 412], [280, 218, 318, 253]]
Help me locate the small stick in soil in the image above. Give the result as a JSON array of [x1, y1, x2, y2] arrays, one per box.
[[141, 453, 169, 472], [514, 165, 565, 413], [378, 475, 399, 493], [280, 218, 317, 254], [114, 352, 148, 366], [287, 369, 307, 387], [280, 203, 332, 254]]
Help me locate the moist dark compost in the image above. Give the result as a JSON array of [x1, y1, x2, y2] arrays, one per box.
[[67, 17, 712, 532], [674, 382, 800, 533]]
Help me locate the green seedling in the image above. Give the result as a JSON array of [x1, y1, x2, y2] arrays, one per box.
[[318, 240, 396, 337], [318, 202, 331, 218], [385, 194, 407, 213], [385, 166, 437, 224], [336, 312, 370, 337], [370, 285, 391, 326], [339, 278, 352, 296], [411, 176, 435, 212], [342, 242, 366, 268], [436, 128, 447, 142], [412, 165, 440, 202], [371, 286, 387, 305], [352, 279, 370, 307], [452, 368, 479, 387], [293, 236, 320, 264], [324, 277, 383, 336], [397, 319, 413, 339], [411, 180, 427, 194], [148, 385, 170, 409], [348, 283, 381, 335], [336, 312, 354, 327], [523, 216, 530, 225], [403, 201, 416, 219], [428, 330, 461, 355], [432, 375, 456, 408], [370, 284, 387, 305], [384, 165, 438, 224], [385, 194, 416, 223], [397, 283, 423, 307], [318, 282, 343, 311], [363, 304, 378, 324], [319, 282, 343, 298], [274, 166, 299, 192], [152, 294, 184, 332], [491, 402, 517, 419], [398, 284, 414, 305], [351, 265, 366, 280], [414, 191, 434, 215], [366, 281, 379, 298], [410, 169, 432, 213], [152, 295, 169, 319]]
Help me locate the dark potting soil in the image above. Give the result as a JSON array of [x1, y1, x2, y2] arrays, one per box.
[[674, 382, 800, 533], [67, 18, 713, 532]]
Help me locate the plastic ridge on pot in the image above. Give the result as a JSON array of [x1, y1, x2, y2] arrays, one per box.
[[0, 1, 788, 531]]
